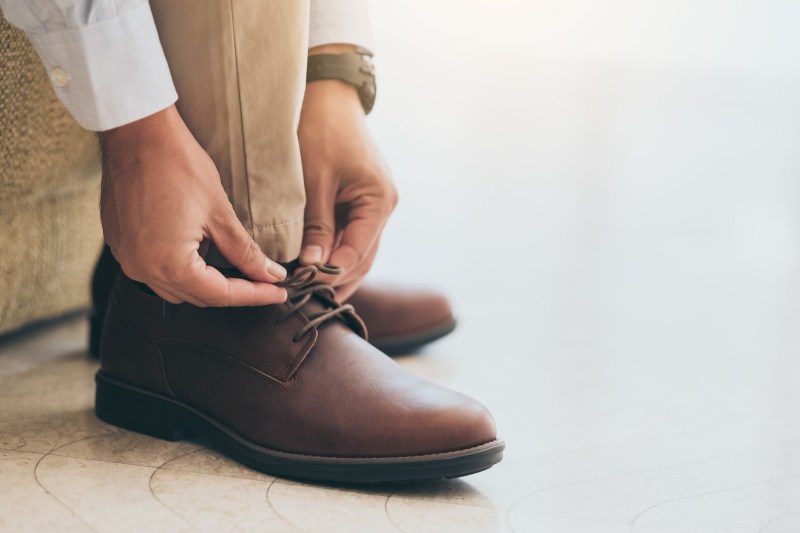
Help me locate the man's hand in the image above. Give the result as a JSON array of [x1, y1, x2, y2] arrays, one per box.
[[298, 58, 397, 300], [99, 105, 288, 307]]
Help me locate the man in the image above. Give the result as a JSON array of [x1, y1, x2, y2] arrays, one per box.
[[2, 0, 503, 483]]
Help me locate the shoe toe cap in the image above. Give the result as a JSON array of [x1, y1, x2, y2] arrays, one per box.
[[394, 385, 498, 456]]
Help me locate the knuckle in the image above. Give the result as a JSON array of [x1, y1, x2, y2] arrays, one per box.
[[203, 285, 231, 308], [118, 259, 145, 282], [120, 265, 143, 282], [238, 238, 260, 264], [369, 178, 398, 212], [160, 258, 191, 284], [119, 249, 177, 284], [156, 291, 180, 305], [386, 184, 399, 209], [210, 206, 239, 231], [189, 290, 217, 308], [304, 216, 334, 236]]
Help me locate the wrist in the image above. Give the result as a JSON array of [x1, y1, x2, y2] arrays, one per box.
[[303, 78, 363, 112], [308, 44, 358, 56], [98, 105, 182, 149]]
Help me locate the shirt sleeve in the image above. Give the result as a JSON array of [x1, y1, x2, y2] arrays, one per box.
[[309, 0, 374, 53], [0, 0, 177, 131]]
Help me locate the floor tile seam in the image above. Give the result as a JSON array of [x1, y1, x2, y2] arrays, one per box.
[[40, 449, 278, 484], [629, 471, 800, 526], [506, 508, 694, 533]]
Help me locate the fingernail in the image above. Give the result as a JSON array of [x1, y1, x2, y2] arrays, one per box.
[[301, 245, 323, 265], [265, 259, 287, 280]]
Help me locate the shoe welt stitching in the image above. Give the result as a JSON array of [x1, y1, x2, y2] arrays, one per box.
[[276, 316, 315, 382]]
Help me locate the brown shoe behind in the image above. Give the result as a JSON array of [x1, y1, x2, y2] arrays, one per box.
[[347, 283, 457, 355], [96, 267, 503, 483], [89, 245, 457, 358]]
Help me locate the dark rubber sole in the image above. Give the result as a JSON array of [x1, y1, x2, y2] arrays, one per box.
[[371, 320, 458, 356], [95, 371, 504, 484]]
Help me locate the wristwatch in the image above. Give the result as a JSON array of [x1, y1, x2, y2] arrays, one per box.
[[306, 50, 377, 115]]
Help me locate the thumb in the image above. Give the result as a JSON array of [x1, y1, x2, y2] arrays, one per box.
[[208, 208, 287, 283], [301, 187, 336, 266]]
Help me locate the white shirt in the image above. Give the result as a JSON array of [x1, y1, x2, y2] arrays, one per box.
[[0, 0, 373, 131]]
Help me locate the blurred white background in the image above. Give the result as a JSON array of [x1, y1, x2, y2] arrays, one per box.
[[366, 1, 800, 530], [369, 0, 800, 363]]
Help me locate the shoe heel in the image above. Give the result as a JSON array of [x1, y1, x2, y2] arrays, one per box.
[[95, 373, 187, 442]]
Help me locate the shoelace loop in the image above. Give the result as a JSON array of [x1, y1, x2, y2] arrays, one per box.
[[274, 264, 357, 342]]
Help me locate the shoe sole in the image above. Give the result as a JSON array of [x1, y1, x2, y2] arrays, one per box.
[[371, 320, 457, 356], [95, 371, 504, 484]]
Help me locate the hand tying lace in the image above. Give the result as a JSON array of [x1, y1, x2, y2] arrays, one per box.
[[274, 264, 364, 342]]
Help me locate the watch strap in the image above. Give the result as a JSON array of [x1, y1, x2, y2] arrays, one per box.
[[307, 53, 377, 115]]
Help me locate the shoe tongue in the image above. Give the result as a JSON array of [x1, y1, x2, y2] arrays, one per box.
[[218, 265, 368, 339]]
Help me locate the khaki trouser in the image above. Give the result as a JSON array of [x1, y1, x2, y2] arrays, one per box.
[[150, 0, 309, 263]]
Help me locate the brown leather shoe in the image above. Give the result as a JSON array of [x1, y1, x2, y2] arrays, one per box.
[[95, 266, 503, 483], [346, 284, 457, 355], [89, 245, 456, 358]]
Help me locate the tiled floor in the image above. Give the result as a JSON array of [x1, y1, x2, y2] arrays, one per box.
[[3, 1, 800, 532], [4, 305, 800, 533]]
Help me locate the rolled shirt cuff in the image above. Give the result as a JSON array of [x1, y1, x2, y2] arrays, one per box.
[[309, 0, 375, 53], [26, 3, 177, 131]]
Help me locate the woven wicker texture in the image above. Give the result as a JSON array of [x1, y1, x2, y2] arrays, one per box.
[[0, 17, 102, 334]]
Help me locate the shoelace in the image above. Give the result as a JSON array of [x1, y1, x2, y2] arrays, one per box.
[[274, 264, 357, 342]]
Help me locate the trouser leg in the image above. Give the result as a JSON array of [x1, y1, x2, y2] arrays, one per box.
[[149, 0, 309, 262]]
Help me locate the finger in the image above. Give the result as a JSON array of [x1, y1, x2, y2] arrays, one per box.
[[208, 205, 287, 283], [116, 261, 185, 304], [300, 178, 336, 265], [153, 280, 214, 308], [325, 201, 385, 281], [175, 254, 288, 307], [336, 236, 380, 289]]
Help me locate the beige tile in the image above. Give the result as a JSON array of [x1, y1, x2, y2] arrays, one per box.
[[386, 497, 504, 532], [0, 409, 114, 454], [35, 454, 192, 532], [160, 447, 275, 481], [265, 480, 396, 532], [0, 449, 89, 531], [150, 468, 290, 532], [387, 468, 528, 513], [54, 430, 201, 468]]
